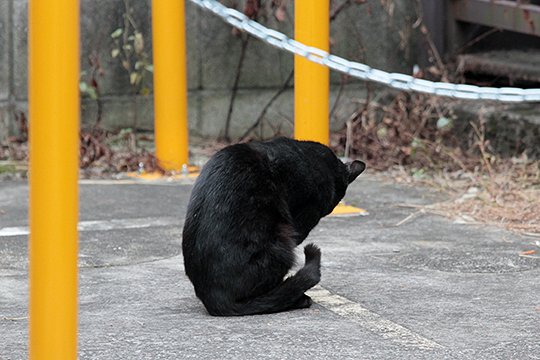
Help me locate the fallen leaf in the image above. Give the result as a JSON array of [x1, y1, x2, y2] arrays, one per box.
[[520, 250, 536, 256], [275, 6, 286, 21]]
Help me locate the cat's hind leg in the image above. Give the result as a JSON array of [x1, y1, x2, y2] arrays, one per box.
[[215, 244, 321, 316]]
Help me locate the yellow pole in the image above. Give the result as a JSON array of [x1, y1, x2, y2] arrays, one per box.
[[28, 0, 80, 358], [294, 0, 330, 145], [152, 0, 189, 171]]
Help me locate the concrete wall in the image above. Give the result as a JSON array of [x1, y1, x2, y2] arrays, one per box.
[[0, 0, 418, 141], [0, 1, 13, 138]]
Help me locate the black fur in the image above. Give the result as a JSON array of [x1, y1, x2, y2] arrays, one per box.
[[182, 137, 365, 316]]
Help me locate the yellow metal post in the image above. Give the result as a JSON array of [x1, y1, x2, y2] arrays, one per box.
[[294, 0, 330, 145], [28, 0, 80, 358], [152, 0, 189, 171]]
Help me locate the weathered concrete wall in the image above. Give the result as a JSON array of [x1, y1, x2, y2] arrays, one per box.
[[0, 0, 418, 141], [0, 1, 12, 138]]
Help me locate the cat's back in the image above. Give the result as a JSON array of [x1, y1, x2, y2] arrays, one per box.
[[182, 142, 290, 271], [185, 143, 281, 226], [192, 143, 272, 197]]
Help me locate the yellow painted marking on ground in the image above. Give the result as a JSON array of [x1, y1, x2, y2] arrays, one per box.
[[126, 166, 200, 181], [330, 202, 368, 217]]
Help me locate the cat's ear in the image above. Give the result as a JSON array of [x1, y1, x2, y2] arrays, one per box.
[[346, 160, 366, 183]]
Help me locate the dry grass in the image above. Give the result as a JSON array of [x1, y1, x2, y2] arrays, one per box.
[[334, 92, 540, 235], [388, 161, 540, 234], [443, 169, 539, 234]]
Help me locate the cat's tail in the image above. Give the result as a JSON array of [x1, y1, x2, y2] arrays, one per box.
[[210, 244, 322, 316]]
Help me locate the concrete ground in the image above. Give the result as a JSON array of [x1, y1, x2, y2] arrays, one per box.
[[1, 176, 539, 359]]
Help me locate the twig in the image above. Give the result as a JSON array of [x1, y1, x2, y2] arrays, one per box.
[[344, 113, 356, 159], [88, 52, 104, 133], [222, 35, 250, 142], [470, 116, 494, 179], [395, 203, 432, 209], [394, 202, 451, 214], [522, 233, 540, 238], [330, 0, 353, 21], [1, 316, 27, 321], [518, 254, 540, 259], [330, 74, 348, 121], [121, 0, 133, 70], [344, 81, 372, 158], [414, 0, 448, 81], [395, 209, 424, 227], [457, 28, 500, 54], [238, 69, 293, 141]]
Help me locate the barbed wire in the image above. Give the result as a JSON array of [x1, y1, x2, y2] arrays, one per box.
[[188, 0, 540, 103]]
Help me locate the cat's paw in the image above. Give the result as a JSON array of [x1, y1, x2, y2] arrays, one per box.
[[294, 294, 313, 309], [303, 244, 321, 284], [303, 243, 321, 265]]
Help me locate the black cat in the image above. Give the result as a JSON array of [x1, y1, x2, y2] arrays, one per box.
[[182, 137, 365, 316]]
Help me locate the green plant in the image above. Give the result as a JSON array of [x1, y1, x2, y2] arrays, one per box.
[[110, 0, 153, 95], [79, 51, 105, 132], [0, 164, 16, 174]]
